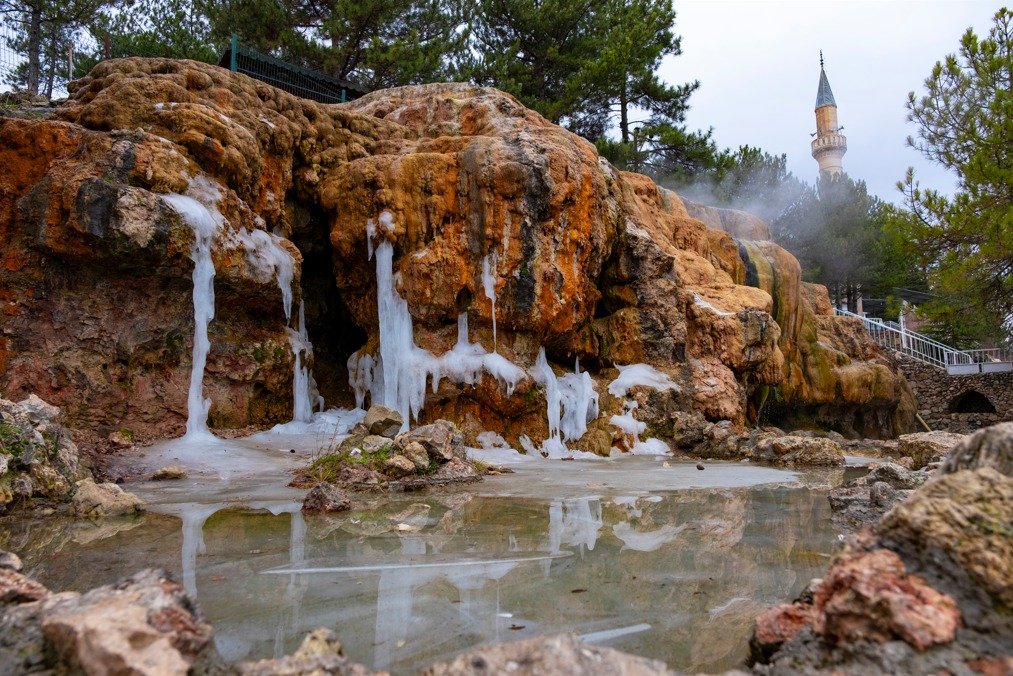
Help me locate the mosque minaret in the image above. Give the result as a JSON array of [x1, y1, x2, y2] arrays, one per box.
[[811, 52, 847, 177]]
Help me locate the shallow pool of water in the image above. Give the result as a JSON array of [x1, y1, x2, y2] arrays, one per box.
[[3, 460, 843, 674]]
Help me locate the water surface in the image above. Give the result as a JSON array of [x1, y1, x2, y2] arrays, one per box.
[[4, 460, 842, 674]]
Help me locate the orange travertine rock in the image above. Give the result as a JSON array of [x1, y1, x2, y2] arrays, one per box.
[[0, 59, 913, 443]]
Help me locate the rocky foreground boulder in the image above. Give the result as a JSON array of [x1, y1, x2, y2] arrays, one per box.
[[0, 58, 913, 452], [0, 395, 84, 512], [0, 558, 218, 675], [751, 423, 1012, 674], [0, 554, 667, 676]]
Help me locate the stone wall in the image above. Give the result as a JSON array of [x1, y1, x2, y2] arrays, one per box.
[[896, 353, 1013, 433]]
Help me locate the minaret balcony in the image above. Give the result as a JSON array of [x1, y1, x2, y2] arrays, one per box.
[[811, 133, 847, 156]]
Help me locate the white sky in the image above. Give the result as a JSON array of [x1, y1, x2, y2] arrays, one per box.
[[659, 0, 1000, 201]]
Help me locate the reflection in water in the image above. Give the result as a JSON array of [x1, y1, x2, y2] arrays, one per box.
[[8, 484, 840, 674], [547, 497, 603, 553]]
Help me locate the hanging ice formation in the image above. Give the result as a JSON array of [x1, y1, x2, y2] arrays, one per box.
[[226, 226, 322, 422], [529, 350, 599, 458], [607, 363, 679, 455], [163, 174, 322, 437], [289, 302, 323, 422], [349, 212, 526, 429], [162, 176, 225, 441], [482, 252, 498, 349]]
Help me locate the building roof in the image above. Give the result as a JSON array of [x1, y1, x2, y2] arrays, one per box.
[[815, 67, 836, 110]]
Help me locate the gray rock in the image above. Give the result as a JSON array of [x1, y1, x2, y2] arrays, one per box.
[[940, 422, 1013, 476], [898, 430, 965, 469], [39, 569, 213, 674], [869, 481, 909, 510], [301, 483, 351, 514], [71, 479, 143, 518], [422, 632, 672, 675], [401, 441, 430, 471], [397, 420, 465, 462], [150, 465, 187, 481], [754, 436, 844, 467], [0, 551, 23, 572], [383, 454, 416, 479], [432, 457, 479, 481], [360, 435, 393, 455], [236, 627, 377, 675], [0, 396, 81, 510], [334, 433, 366, 456], [0, 567, 50, 604], [861, 462, 929, 490], [363, 405, 404, 438], [16, 394, 61, 426]]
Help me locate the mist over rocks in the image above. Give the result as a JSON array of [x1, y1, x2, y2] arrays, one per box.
[[0, 58, 914, 452]]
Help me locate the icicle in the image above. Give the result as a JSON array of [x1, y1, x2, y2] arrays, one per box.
[[482, 252, 498, 350], [362, 213, 526, 430], [610, 400, 646, 441], [289, 302, 315, 423], [529, 350, 600, 458], [230, 227, 295, 321], [532, 348, 561, 441], [347, 352, 374, 410], [607, 363, 677, 456], [162, 178, 225, 441], [372, 231, 438, 430], [558, 358, 599, 441]]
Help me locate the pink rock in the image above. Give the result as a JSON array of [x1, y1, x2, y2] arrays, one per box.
[[753, 603, 817, 648], [0, 568, 50, 604], [812, 549, 961, 651]]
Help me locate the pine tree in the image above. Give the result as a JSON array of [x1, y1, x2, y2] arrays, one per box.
[[895, 8, 1012, 342], [1, 0, 107, 96], [468, 0, 598, 124], [207, 0, 470, 88], [88, 0, 217, 64], [577, 0, 697, 142], [774, 174, 889, 310], [469, 0, 696, 143]]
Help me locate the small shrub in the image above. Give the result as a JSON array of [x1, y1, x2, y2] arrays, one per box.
[[0, 422, 30, 460]]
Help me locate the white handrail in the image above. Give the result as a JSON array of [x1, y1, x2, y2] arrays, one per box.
[[834, 307, 1013, 374]]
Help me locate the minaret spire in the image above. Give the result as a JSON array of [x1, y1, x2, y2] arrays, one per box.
[[811, 52, 846, 178]]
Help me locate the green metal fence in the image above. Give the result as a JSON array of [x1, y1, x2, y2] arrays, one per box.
[[217, 34, 368, 104]]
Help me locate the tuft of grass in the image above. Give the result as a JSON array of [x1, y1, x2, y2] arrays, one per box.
[[306, 442, 397, 482]]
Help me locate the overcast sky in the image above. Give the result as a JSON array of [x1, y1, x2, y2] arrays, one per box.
[[658, 1, 1000, 201]]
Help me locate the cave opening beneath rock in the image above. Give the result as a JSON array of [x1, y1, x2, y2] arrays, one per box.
[[288, 204, 365, 409], [949, 390, 996, 414]]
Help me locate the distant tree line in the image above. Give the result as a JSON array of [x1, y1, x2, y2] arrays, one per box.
[[2, 1, 1007, 346]]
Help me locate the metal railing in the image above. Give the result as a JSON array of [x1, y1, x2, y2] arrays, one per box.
[[217, 34, 368, 104], [834, 307, 1012, 375], [945, 348, 1013, 375]]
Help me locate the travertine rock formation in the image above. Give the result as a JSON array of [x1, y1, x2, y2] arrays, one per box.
[[751, 422, 1012, 674], [0, 58, 914, 446]]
